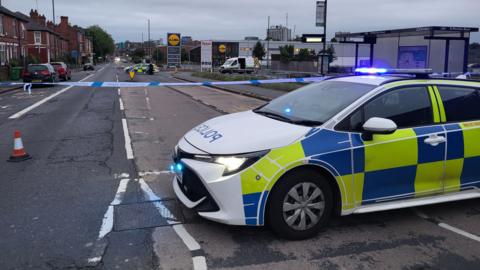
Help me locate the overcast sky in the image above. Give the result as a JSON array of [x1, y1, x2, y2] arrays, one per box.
[[3, 0, 479, 43]]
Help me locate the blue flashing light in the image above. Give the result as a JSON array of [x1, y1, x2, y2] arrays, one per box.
[[170, 164, 175, 172], [355, 67, 388, 74], [175, 163, 183, 172], [284, 107, 292, 114]]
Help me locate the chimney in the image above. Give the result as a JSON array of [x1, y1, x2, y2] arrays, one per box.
[[60, 16, 69, 25], [30, 9, 39, 21], [39, 15, 46, 26], [47, 21, 54, 30]]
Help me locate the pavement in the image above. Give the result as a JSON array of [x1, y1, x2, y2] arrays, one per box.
[[1, 66, 479, 270], [172, 72, 287, 101]]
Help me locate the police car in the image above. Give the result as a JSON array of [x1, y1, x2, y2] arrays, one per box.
[[172, 68, 480, 239]]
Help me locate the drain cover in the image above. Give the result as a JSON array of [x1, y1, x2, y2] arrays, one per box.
[[114, 200, 185, 231]]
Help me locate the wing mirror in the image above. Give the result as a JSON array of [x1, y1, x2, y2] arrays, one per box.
[[362, 117, 397, 141]]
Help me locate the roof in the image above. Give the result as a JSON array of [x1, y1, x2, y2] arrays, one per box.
[[336, 26, 479, 39], [15, 12, 61, 36], [0, 6, 29, 22]]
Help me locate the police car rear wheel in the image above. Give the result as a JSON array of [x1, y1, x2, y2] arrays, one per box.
[[268, 170, 333, 240]]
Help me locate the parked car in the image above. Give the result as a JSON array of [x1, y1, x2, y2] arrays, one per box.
[[23, 64, 58, 84], [51, 62, 72, 81], [83, 63, 95, 71], [172, 68, 480, 239]]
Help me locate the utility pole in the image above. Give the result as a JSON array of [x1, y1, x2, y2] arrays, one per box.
[[321, 0, 328, 75], [147, 19, 151, 60], [267, 16, 270, 70], [52, 0, 56, 60]]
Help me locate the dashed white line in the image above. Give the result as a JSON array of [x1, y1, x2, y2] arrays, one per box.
[[121, 118, 134, 160], [119, 98, 124, 111], [146, 96, 151, 111], [415, 209, 480, 243], [438, 223, 480, 242], [172, 224, 201, 250], [192, 256, 208, 270], [8, 72, 96, 119]]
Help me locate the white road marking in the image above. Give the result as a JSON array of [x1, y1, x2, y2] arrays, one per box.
[[138, 170, 172, 176], [118, 88, 121, 96], [87, 256, 102, 264], [111, 178, 130, 206], [172, 224, 201, 250], [98, 205, 114, 239], [97, 178, 130, 241], [438, 223, 480, 242], [146, 96, 151, 111], [119, 98, 124, 111], [8, 72, 96, 119], [138, 178, 207, 270], [415, 209, 480, 243], [114, 173, 130, 179], [121, 118, 134, 160], [192, 256, 208, 270]]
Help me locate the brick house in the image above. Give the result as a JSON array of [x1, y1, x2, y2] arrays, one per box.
[[0, 6, 28, 66], [15, 10, 68, 63], [57, 16, 93, 64]]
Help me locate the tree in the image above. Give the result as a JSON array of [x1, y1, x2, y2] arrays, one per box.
[[279, 45, 294, 63], [296, 48, 312, 61], [152, 48, 164, 63], [132, 48, 145, 63], [320, 45, 337, 64], [181, 48, 189, 62], [86, 25, 115, 61], [252, 41, 265, 60]]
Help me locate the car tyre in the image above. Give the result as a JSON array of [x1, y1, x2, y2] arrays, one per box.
[[267, 169, 333, 240]]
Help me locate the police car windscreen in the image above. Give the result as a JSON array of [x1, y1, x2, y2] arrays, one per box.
[[255, 81, 375, 124]]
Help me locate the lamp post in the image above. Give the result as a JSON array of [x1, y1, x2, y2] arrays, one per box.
[[321, 0, 328, 75], [52, 0, 57, 60]]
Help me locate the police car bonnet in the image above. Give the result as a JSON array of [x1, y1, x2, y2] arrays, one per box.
[[184, 111, 311, 155]]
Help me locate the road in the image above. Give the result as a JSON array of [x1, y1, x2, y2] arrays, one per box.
[[1, 64, 479, 270]]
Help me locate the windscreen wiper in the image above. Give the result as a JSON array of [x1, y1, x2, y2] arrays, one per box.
[[254, 110, 293, 123], [290, 120, 324, 127]]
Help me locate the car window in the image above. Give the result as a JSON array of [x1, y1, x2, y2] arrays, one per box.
[[256, 81, 375, 125], [337, 86, 433, 131], [437, 86, 480, 122], [28, 65, 47, 72]]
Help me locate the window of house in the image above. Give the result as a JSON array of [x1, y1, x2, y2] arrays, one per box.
[[12, 20, 17, 37], [21, 23, 25, 39], [0, 15, 4, 35], [0, 44, 6, 65], [34, 31, 42, 44]]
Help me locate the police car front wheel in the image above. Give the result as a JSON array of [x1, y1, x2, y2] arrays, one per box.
[[267, 170, 333, 240]]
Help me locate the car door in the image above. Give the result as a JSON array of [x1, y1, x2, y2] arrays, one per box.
[[435, 85, 480, 193], [339, 85, 446, 205]]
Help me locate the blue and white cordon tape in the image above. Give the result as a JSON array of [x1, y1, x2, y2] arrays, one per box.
[[0, 76, 326, 91]]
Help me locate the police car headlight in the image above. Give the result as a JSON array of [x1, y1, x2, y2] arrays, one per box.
[[194, 150, 269, 176]]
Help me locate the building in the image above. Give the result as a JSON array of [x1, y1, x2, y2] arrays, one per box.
[[56, 16, 93, 64], [336, 26, 480, 73], [0, 6, 29, 66], [244, 36, 259, 41], [267, 25, 292, 41]]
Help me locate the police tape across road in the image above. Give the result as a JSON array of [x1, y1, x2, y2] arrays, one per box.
[[0, 76, 327, 92]]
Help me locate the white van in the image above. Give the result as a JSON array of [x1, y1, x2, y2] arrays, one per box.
[[219, 57, 255, 74]]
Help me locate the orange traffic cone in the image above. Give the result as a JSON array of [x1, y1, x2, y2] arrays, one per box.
[[8, 131, 31, 162]]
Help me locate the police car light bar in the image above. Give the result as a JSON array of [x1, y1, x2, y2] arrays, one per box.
[[355, 68, 434, 77]]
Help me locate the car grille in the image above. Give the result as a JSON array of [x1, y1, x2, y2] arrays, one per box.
[[174, 149, 219, 212]]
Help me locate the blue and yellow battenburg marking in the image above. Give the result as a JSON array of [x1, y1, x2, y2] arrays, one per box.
[[239, 82, 480, 226]]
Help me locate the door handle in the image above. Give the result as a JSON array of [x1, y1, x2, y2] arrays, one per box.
[[424, 134, 446, 146]]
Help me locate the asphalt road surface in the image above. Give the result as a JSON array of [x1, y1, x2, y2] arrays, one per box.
[[1, 64, 479, 270]]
